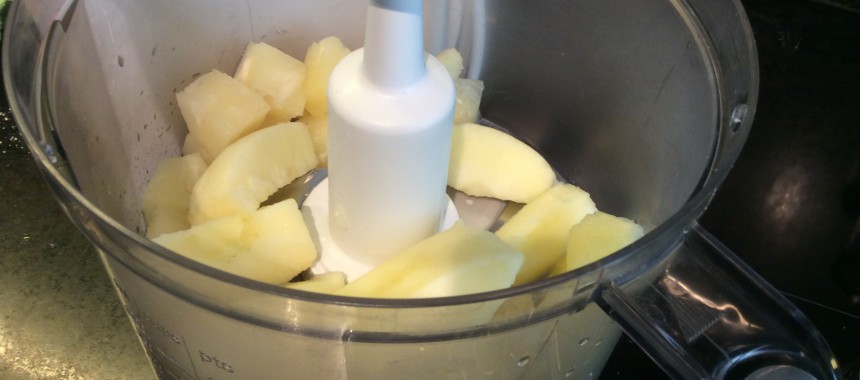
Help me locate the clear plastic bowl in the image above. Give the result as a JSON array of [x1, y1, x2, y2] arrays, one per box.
[[3, 0, 840, 379]]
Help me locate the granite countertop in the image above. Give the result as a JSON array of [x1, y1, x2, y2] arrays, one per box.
[[0, 113, 154, 378]]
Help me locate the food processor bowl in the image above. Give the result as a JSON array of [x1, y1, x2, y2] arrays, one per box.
[[3, 0, 841, 379]]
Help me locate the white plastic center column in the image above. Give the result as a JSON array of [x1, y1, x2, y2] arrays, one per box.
[[305, 0, 456, 280]]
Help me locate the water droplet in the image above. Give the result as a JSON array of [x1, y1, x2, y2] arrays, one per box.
[[517, 356, 530, 367], [579, 337, 590, 346], [464, 199, 475, 206], [564, 367, 577, 377], [594, 339, 602, 347], [22, 233, 30, 241], [117, 55, 125, 67], [48, 243, 57, 249]]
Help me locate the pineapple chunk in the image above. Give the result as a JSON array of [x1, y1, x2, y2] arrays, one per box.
[[436, 48, 465, 78], [235, 42, 307, 120], [181, 133, 217, 164], [566, 211, 644, 271], [448, 123, 555, 203], [142, 153, 208, 238], [259, 114, 291, 129], [304, 36, 351, 116], [181, 132, 201, 157], [546, 254, 569, 278], [496, 184, 596, 285], [176, 70, 270, 161], [436, 49, 483, 124], [188, 122, 319, 225], [453, 78, 484, 125], [337, 222, 524, 298], [302, 113, 329, 167], [153, 199, 317, 285], [285, 272, 347, 293]]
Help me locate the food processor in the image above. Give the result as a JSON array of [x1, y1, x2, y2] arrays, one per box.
[[2, 0, 842, 379]]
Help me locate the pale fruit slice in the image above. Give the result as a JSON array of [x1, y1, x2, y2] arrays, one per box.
[[496, 184, 596, 285], [142, 153, 208, 238], [304, 36, 351, 116], [448, 123, 555, 203], [302, 113, 329, 167], [176, 70, 270, 161], [566, 211, 644, 271], [153, 199, 317, 285], [453, 78, 484, 125], [235, 42, 307, 120], [337, 222, 524, 298], [436, 48, 464, 79], [285, 272, 347, 293], [188, 122, 319, 225]]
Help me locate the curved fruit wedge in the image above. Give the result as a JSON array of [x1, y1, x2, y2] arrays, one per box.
[[566, 211, 644, 271], [142, 153, 208, 238], [153, 199, 317, 285], [188, 122, 318, 225], [337, 222, 524, 298], [448, 123, 555, 203], [496, 184, 596, 285]]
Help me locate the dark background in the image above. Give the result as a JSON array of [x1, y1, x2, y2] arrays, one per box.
[[604, 0, 860, 378]]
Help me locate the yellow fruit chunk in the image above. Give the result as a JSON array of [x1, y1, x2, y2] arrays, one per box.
[[181, 133, 217, 164], [153, 199, 317, 285], [304, 36, 351, 116], [235, 42, 307, 120], [259, 114, 291, 129], [142, 153, 208, 238], [436, 48, 464, 78], [176, 70, 270, 161], [436, 49, 483, 124], [566, 211, 644, 271], [496, 184, 596, 285], [337, 222, 524, 298], [453, 78, 484, 125], [302, 113, 328, 167], [448, 123, 555, 203], [188, 122, 319, 225], [285, 272, 347, 293]]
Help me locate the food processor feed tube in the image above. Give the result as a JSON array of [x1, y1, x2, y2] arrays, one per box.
[[314, 0, 455, 279]]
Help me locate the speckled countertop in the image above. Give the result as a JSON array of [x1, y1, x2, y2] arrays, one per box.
[[0, 109, 154, 378]]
